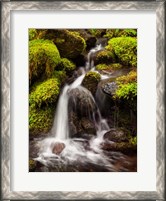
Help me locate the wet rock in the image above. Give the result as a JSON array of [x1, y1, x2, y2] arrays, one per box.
[[68, 87, 97, 117], [81, 118, 96, 135], [82, 71, 101, 95], [52, 142, 65, 155], [103, 82, 118, 96], [104, 128, 129, 143], [101, 141, 137, 155]]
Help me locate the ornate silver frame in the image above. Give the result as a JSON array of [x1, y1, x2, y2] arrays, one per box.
[[1, 1, 165, 200]]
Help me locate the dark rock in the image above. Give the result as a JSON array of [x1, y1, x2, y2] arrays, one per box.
[[52, 142, 65, 155], [101, 141, 136, 154], [68, 87, 97, 117], [103, 128, 129, 142], [81, 118, 96, 135]]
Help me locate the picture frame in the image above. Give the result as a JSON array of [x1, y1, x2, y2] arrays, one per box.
[[1, 0, 165, 200]]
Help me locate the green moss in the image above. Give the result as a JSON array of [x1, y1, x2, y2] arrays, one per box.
[[95, 50, 116, 65], [29, 78, 60, 108], [29, 29, 37, 40], [82, 71, 101, 95], [106, 37, 137, 67], [96, 63, 122, 71], [116, 70, 137, 84], [29, 105, 55, 136], [52, 70, 67, 85], [104, 29, 137, 39], [29, 39, 61, 84], [84, 71, 101, 82], [57, 58, 76, 73], [115, 82, 137, 100], [129, 136, 137, 145], [29, 159, 36, 171], [88, 29, 106, 37]]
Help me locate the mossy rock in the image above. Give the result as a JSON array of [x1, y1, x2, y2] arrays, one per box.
[[114, 70, 137, 101], [104, 29, 137, 39], [52, 70, 67, 86], [29, 78, 60, 108], [82, 71, 101, 95], [95, 50, 116, 65], [29, 29, 38, 41], [87, 29, 106, 38], [106, 37, 137, 67], [29, 39, 61, 84], [96, 63, 123, 72], [29, 105, 55, 136], [57, 58, 76, 74], [38, 29, 86, 59]]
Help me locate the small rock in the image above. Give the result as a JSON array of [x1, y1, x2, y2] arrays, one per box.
[[104, 128, 129, 143], [52, 142, 65, 155]]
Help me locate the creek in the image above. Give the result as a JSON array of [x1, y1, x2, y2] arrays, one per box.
[[30, 44, 137, 172]]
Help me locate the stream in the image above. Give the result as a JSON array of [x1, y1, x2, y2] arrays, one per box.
[[30, 44, 137, 172]]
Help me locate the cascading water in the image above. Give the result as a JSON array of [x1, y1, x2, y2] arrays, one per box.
[[34, 44, 133, 171]]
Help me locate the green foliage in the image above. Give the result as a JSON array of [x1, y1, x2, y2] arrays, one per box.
[[57, 58, 76, 73], [114, 70, 137, 101], [29, 105, 55, 136], [29, 39, 61, 84], [129, 136, 137, 145], [106, 37, 137, 67], [95, 50, 116, 65], [116, 70, 137, 84], [115, 82, 137, 100], [104, 29, 137, 39], [96, 63, 122, 71], [29, 29, 37, 40], [88, 29, 106, 37], [29, 78, 60, 108]]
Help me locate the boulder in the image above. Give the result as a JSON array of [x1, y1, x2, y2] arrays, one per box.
[[68, 87, 97, 117], [52, 142, 65, 155], [40, 29, 86, 59], [81, 118, 96, 135], [82, 71, 101, 95], [103, 128, 129, 142]]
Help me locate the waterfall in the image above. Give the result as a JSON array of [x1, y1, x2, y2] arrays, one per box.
[[36, 44, 112, 170], [51, 44, 107, 140]]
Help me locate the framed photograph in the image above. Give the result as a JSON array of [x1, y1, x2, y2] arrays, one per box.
[[1, 0, 165, 200]]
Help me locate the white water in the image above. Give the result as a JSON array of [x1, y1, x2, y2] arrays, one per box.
[[35, 44, 117, 170]]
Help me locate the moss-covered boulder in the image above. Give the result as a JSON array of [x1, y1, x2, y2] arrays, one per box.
[[29, 39, 61, 84], [106, 37, 137, 67], [57, 58, 76, 74], [95, 49, 116, 65], [38, 29, 86, 59], [96, 63, 123, 73], [101, 127, 137, 154], [82, 71, 101, 95], [29, 105, 55, 137], [29, 78, 60, 108], [113, 70, 137, 111]]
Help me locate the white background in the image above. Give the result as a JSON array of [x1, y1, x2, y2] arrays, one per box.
[[11, 10, 156, 191]]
